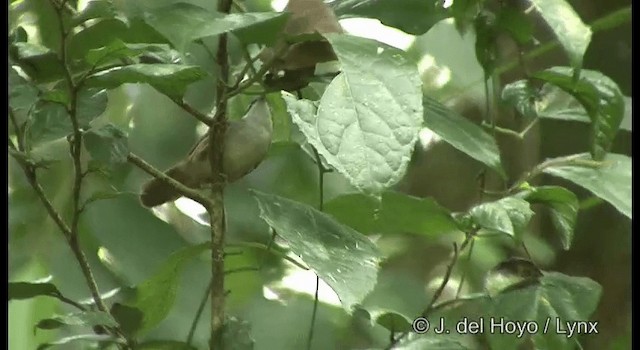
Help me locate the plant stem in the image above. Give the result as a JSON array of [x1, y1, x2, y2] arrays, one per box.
[[208, 0, 233, 348]]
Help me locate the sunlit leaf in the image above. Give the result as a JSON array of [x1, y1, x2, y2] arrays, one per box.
[[252, 190, 381, 310], [542, 153, 631, 219]]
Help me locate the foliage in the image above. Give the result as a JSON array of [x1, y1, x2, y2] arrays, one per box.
[[8, 0, 630, 349]]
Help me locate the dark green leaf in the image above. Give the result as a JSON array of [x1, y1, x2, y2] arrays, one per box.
[[85, 40, 173, 66], [111, 303, 143, 338], [143, 3, 287, 51], [71, 0, 120, 27], [529, 0, 591, 68], [501, 79, 539, 119], [469, 197, 534, 238], [474, 11, 499, 76], [251, 190, 382, 310], [37, 334, 123, 350], [324, 191, 459, 237], [533, 67, 625, 160], [542, 153, 631, 219], [127, 243, 210, 335], [35, 311, 118, 332], [495, 6, 533, 45], [83, 124, 128, 167], [520, 186, 579, 250], [9, 66, 40, 112], [331, 0, 450, 35], [294, 34, 422, 194], [9, 281, 61, 300], [485, 272, 601, 350], [423, 95, 505, 177], [68, 18, 169, 68], [9, 42, 65, 83], [77, 88, 108, 127], [85, 64, 206, 99], [29, 101, 71, 144]]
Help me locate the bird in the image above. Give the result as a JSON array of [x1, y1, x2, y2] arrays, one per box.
[[139, 98, 273, 207]]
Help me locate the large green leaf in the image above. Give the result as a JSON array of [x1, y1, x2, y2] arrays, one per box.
[[331, 0, 450, 35], [519, 186, 579, 250], [530, 0, 592, 68], [542, 153, 631, 219], [83, 124, 129, 167], [85, 40, 173, 66], [251, 190, 381, 310], [126, 242, 210, 335], [289, 34, 423, 194], [29, 101, 71, 144], [85, 64, 206, 100], [486, 272, 601, 350], [9, 42, 65, 83], [9, 281, 61, 301], [533, 68, 625, 160], [143, 3, 287, 51], [423, 95, 505, 177], [9, 66, 40, 113], [469, 197, 534, 239], [324, 191, 459, 237]]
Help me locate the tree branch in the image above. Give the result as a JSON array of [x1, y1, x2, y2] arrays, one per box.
[[208, 0, 234, 348]]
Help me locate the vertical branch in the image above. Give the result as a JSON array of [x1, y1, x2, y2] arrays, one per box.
[[209, 0, 233, 348], [49, 0, 109, 316]]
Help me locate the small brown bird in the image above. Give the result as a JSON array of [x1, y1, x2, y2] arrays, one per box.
[[140, 99, 273, 207]]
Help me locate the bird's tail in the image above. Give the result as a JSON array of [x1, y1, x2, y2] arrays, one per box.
[[140, 165, 189, 207]]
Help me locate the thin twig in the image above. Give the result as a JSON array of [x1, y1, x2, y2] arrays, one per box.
[[186, 279, 213, 347], [226, 44, 288, 98], [127, 153, 213, 205]]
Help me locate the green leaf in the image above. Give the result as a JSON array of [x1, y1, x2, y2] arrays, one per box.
[[85, 64, 206, 100], [251, 190, 382, 310], [137, 341, 197, 350], [83, 124, 129, 167], [469, 197, 534, 239], [542, 153, 631, 219], [501, 80, 539, 119], [533, 67, 625, 160], [485, 272, 601, 350], [68, 18, 169, 66], [331, 0, 450, 35], [529, 0, 592, 68], [495, 6, 533, 45], [110, 303, 143, 339], [36, 334, 123, 350], [324, 191, 459, 237], [77, 88, 108, 127], [9, 281, 61, 300], [474, 11, 499, 76], [423, 95, 505, 177], [85, 39, 173, 66], [9, 42, 65, 83], [29, 101, 71, 144], [520, 186, 579, 250], [127, 242, 210, 335], [143, 3, 287, 51], [9, 66, 39, 112], [35, 311, 118, 332], [291, 34, 423, 194], [71, 0, 120, 27]]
